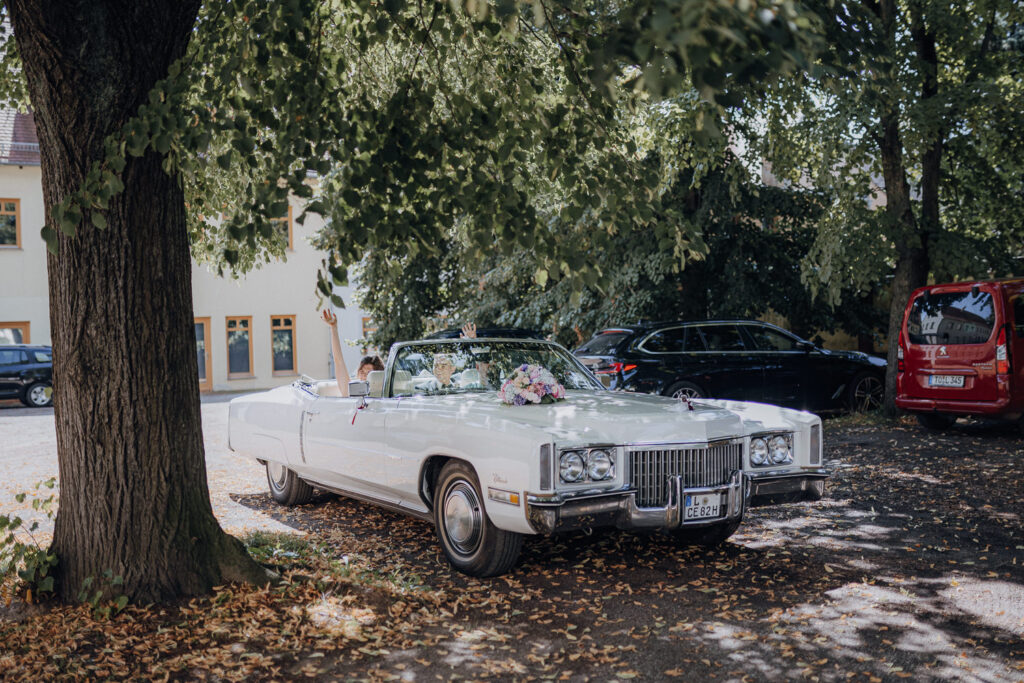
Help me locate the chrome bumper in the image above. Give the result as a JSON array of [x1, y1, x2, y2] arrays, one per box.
[[526, 470, 747, 535], [747, 469, 828, 506]]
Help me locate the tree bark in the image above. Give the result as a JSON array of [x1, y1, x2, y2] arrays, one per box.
[[8, 0, 271, 602], [877, 109, 929, 417]]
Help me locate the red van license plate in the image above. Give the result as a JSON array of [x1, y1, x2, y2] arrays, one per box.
[[928, 375, 965, 387]]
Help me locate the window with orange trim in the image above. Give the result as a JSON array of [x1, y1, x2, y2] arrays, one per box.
[[272, 205, 294, 251], [271, 315, 297, 375], [226, 316, 253, 377], [0, 321, 29, 345], [0, 199, 20, 248]]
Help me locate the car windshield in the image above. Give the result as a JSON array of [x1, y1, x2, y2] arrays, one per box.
[[390, 341, 603, 397]]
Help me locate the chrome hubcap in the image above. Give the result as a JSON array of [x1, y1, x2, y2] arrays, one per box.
[[853, 377, 883, 411], [673, 387, 701, 400], [267, 462, 287, 490], [443, 482, 482, 555], [29, 385, 49, 405]]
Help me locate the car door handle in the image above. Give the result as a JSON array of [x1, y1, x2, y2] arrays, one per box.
[[306, 409, 320, 417]]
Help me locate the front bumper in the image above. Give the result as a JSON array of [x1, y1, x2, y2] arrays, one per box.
[[747, 469, 828, 506], [527, 470, 747, 535], [526, 469, 828, 534]]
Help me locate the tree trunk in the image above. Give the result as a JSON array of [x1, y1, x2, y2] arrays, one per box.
[[8, 0, 271, 602], [878, 111, 929, 417]]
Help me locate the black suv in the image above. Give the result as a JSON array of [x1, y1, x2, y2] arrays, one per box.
[[0, 345, 54, 407], [574, 320, 885, 412]]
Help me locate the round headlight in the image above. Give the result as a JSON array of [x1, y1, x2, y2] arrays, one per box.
[[750, 438, 769, 466], [586, 449, 614, 481], [769, 435, 792, 464], [559, 451, 585, 482]]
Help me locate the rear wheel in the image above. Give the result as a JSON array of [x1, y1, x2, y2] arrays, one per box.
[[673, 520, 741, 547], [266, 461, 315, 506], [917, 413, 956, 431], [665, 381, 705, 401], [433, 460, 522, 577], [846, 372, 883, 412], [21, 382, 53, 408]]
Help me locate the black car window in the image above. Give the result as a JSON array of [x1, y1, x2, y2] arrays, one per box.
[[907, 290, 995, 345], [33, 350, 52, 363], [0, 349, 25, 366], [576, 331, 631, 355], [698, 325, 747, 351], [746, 326, 800, 351], [681, 328, 706, 351], [1013, 295, 1024, 339], [641, 328, 688, 353]]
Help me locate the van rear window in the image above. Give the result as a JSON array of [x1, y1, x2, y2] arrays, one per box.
[[907, 291, 995, 345]]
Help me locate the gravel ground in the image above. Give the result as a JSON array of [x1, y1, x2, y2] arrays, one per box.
[[1, 402, 1022, 682], [0, 394, 293, 538]]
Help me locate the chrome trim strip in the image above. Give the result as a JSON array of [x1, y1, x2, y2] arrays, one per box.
[[746, 468, 828, 480], [621, 437, 744, 449], [317, 484, 433, 522]]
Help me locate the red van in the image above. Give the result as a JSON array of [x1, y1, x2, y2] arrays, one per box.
[[896, 278, 1024, 432]]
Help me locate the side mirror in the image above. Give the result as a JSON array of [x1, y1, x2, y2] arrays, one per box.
[[796, 340, 816, 352], [348, 380, 370, 397]]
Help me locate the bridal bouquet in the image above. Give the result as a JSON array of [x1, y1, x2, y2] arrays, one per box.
[[499, 364, 566, 406]]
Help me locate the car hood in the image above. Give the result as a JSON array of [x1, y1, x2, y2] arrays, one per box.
[[820, 348, 887, 367], [422, 391, 805, 445]]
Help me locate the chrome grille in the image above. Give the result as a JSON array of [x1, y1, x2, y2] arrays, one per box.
[[629, 441, 743, 508]]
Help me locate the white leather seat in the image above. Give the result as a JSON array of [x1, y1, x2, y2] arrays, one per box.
[[393, 370, 413, 395], [367, 370, 384, 398], [316, 381, 343, 397]]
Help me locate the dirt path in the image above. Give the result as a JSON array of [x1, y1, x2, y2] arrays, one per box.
[[227, 417, 1024, 681], [1, 408, 1022, 681]]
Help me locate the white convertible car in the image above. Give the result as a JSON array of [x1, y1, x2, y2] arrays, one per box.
[[229, 338, 827, 576]]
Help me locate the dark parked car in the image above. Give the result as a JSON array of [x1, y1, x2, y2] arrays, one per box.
[[0, 345, 54, 407], [574, 320, 885, 413], [423, 327, 545, 340]]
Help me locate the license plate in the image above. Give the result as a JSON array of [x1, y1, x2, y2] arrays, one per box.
[[928, 375, 965, 387], [684, 494, 721, 521]]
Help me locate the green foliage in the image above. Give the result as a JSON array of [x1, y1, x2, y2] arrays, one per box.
[[357, 161, 888, 349], [0, 479, 58, 603], [76, 571, 129, 620], [1, 0, 826, 297], [748, 0, 1024, 306]]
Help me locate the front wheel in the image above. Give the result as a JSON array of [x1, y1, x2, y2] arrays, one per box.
[[846, 372, 883, 412], [433, 461, 522, 577], [917, 413, 956, 431], [673, 520, 741, 547], [266, 461, 315, 506], [22, 382, 53, 408], [665, 381, 705, 401]]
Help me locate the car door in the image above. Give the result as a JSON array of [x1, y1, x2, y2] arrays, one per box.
[[0, 349, 26, 397], [301, 396, 396, 503], [692, 324, 764, 401], [1009, 288, 1024, 400], [742, 324, 810, 409]]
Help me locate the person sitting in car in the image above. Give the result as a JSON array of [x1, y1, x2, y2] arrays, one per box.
[[321, 309, 386, 397]]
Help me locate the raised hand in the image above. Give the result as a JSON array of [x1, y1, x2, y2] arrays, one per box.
[[460, 322, 477, 339], [321, 309, 338, 327]]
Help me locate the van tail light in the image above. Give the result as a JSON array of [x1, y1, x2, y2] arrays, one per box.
[[996, 327, 1010, 375], [594, 362, 638, 375], [897, 331, 905, 372]]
